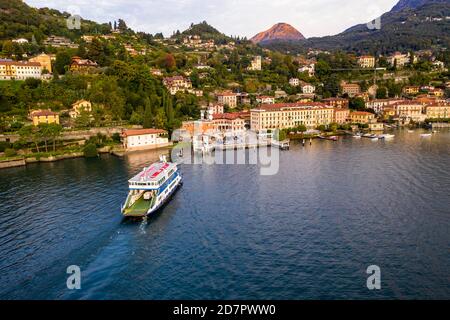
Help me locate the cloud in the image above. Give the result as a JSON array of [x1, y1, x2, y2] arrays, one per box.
[[24, 0, 398, 38]]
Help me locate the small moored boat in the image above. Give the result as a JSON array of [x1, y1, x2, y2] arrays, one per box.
[[379, 134, 395, 139], [121, 156, 182, 217], [420, 133, 432, 138]]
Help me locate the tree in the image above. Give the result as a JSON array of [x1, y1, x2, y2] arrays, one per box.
[[19, 125, 40, 153], [376, 87, 387, 99], [54, 51, 72, 75], [163, 53, 176, 72], [48, 123, 63, 152], [74, 110, 92, 128], [143, 100, 153, 128], [350, 97, 366, 111], [83, 143, 98, 158], [38, 123, 52, 153], [315, 60, 331, 78], [117, 19, 128, 32], [2, 41, 14, 58]]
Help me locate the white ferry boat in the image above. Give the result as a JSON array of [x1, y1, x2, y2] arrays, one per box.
[[121, 156, 182, 217]]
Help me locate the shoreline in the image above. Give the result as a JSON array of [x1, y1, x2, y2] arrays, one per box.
[[0, 145, 175, 170], [0, 127, 442, 170]]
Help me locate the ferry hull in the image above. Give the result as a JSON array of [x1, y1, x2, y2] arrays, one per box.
[[145, 175, 182, 216]]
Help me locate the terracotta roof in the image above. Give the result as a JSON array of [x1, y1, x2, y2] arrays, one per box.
[[394, 101, 424, 106], [122, 129, 167, 137], [31, 110, 58, 117], [217, 91, 238, 97], [0, 61, 41, 67], [323, 97, 348, 101], [212, 112, 246, 120]]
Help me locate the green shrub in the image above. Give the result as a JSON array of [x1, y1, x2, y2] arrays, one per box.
[[83, 143, 98, 158], [112, 132, 121, 143], [0, 141, 11, 152], [4, 148, 17, 157], [13, 140, 26, 150]]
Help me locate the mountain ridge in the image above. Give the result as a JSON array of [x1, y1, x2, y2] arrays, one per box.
[[259, 1, 450, 54], [250, 23, 305, 44], [390, 0, 448, 12]]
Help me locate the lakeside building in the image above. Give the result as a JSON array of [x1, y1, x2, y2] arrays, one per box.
[[365, 99, 405, 114], [30, 109, 60, 126], [69, 100, 92, 118], [333, 108, 350, 124], [382, 106, 396, 120], [248, 56, 262, 71], [216, 91, 238, 108], [349, 111, 375, 124], [29, 53, 52, 74], [393, 101, 425, 123], [425, 103, 450, 119], [181, 120, 216, 136], [181, 111, 249, 136], [70, 56, 98, 73], [322, 97, 349, 109], [256, 96, 275, 104], [358, 55, 376, 68], [212, 113, 247, 133], [369, 123, 384, 131], [0, 60, 41, 80], [341, 83, 361, 97], [121, 129, 170, 151], [250, 102, 334, 130]]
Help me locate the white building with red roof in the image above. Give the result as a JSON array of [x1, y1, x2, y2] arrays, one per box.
[[122, 129, 171, 151]]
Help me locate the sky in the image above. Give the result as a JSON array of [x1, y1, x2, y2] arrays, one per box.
[[25, 0, 399, 39]]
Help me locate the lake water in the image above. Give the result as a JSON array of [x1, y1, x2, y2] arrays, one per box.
[[0, 129, 449, 299]]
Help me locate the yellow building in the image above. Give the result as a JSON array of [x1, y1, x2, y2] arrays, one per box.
[[333, 108, 350, 124], [358, 55, 375, 68], [69, 100, 92, 118], [341, 83, 361, 97], [402, 86, 420, 95], [425, 104, 450, 119], [394, 102, 425, 122], [30, 109, 60, 126], [349, 111, 375, 124], [0, 60, 42, 80], [29, 53, 52, 73], [428, 88, 445, 98], [250, 103, 335, 130]]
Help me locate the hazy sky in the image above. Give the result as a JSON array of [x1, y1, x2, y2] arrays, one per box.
[[25, 0, 399, 38]]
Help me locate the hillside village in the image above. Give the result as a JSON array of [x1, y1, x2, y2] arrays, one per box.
[[0, 0, 449, 162]]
